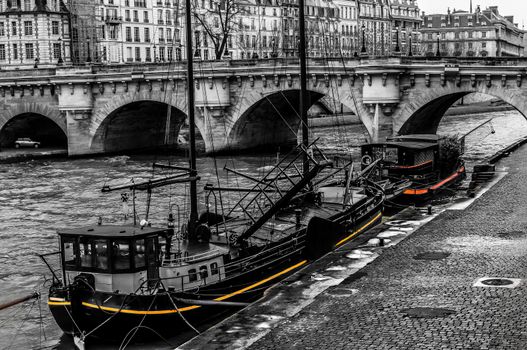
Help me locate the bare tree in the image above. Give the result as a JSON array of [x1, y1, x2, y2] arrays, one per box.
[[192, 0, 250, 59]]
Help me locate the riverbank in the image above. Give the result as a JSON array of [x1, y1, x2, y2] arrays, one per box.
[[0, 148, 67, 163], [180, 142, 527, 350]]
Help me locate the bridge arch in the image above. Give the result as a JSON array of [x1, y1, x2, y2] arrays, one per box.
[[395, 83, 527, 135], [0, 103, 66, 148], [220, 83, 363, 152], [225, 89, 325, 151], [90, 97, 190, 154]]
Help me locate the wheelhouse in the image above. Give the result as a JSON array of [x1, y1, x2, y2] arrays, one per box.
[[361, 141, 439, 177], [59, 225, 170, 294]]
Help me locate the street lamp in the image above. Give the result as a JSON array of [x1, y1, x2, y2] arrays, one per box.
[[395, 26, 400, 53], [58, 37, 64, 65], [435, 32, 441, 57], [361, 24, 366, 54], [86, 35, 92, 63]]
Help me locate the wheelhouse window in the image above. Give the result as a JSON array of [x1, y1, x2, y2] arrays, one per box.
[[210, 262, 219, 275], [63, 237, 76, 268], [79, 237, 93, 268], [188, 269, 197, 282], [112, 240, 131, 271], [94, 240, 109, 271], [134, 239, 146, 269]]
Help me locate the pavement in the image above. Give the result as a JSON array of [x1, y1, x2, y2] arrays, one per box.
[[180, 144, 527, 350]]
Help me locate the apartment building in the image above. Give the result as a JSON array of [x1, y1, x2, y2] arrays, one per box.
[[0, 0, 71, 69], [389, 0, 421, 55], [420, 6, 524, 57]]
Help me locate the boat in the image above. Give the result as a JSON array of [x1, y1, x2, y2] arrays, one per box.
[[40, 0, 384, 345], [43, 149, 383, 344], [360, 134, 466, 204]]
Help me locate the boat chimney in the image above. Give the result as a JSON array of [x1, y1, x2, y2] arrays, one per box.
[[295, 208, 302, 228]]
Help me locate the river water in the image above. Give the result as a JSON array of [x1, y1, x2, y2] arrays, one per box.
[[0, 109, 526, 349]]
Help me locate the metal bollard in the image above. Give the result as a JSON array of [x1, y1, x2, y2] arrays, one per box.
[[427, 205, 432, 215]]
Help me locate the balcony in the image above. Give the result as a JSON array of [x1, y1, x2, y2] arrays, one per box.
[[105, 16, 123, 24]]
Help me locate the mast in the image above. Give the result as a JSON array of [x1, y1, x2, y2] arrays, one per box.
[[298, 0, 309, 177], [185, 0, 198, 234]]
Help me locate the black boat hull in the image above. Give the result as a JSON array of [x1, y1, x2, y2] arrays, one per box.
[[49, 199, 383, 342]]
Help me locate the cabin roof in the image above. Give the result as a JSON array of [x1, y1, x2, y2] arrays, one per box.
[[389, 134, 439, 143], [58, 225, 170, 238], [363, 141, 438, 151]]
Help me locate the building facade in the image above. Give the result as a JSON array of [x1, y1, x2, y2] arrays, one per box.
[[0, 0, 425, 68], [358, 0, 392, 56], [0, 0, 71, 69], [420, 6, 525, 57], [389, 0, 421, 55]]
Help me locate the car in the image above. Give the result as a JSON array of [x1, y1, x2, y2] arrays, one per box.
[[15, 138, 40, 148]]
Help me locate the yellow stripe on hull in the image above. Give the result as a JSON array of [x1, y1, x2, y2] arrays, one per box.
[[49, 260, 308, 315], [335, 211, 383, 248]]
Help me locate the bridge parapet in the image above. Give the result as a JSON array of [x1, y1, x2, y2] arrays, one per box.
[[0, 57, 526, 156]]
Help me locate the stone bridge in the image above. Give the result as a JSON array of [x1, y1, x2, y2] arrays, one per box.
[[1, 56, 527, 155]]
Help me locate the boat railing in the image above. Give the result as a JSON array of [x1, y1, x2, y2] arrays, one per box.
[[161, 249, 222, 267], [159, 240, 306, 292]]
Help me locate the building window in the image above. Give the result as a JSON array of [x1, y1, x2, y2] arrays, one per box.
[[25, 43, 34, 59], [145, 47, 151, 61], [11, 21, 17, 36], [13, 44, 18, 59], [52, 21, 59, 35], [482, 42, 486, 48], [482, 31, 487, 38], [0, 23, 4, 36], [144, 28, 150, 42], [135, 47, 141, 61], [126, 27, 132, 41], [0, 44, 5, 61], [53, 43, 61, 59], [110, 26, 117, 40], [134, 27, 140, 42]]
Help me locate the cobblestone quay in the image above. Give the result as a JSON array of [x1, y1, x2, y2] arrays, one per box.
[[242, 147, 527, 350]]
